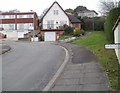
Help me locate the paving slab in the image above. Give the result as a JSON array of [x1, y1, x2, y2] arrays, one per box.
[[52, 85, 83, 91], [60, 72, 84, 79], [82, 84, 109, 91], [55, 78, 80, 85]]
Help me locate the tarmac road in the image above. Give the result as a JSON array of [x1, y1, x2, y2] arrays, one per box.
[[2, 41, 65, 91]]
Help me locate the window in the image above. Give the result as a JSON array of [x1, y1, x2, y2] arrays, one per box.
[[27, 15, 34, 18], [53, 10, 58, 15], [9, 15, 15, 19], [0, 15, 15, 19], [0, 15, 3, 19], [17, 24, 24, 30], [17, 15, 24, 18], [17, 15, 34, 18], [9, 24, 15, 30], [0, 24, 3, 28], [47, 20, 54, 29]]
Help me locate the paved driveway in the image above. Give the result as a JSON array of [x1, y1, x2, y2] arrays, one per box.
[[2, 41, 65, 91]]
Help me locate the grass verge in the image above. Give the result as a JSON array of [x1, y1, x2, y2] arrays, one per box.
[[72, 31, 120, 90]]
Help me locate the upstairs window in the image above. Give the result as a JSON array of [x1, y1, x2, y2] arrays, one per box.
[[53, 10, 58, 15], [17, 15, 33, 18]]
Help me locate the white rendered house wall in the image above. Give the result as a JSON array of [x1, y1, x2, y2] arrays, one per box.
[[43, 3, 69, 29], [114, 22, 120, 64]]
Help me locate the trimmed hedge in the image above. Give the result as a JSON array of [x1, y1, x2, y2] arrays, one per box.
[[104, 7, 120, 43]]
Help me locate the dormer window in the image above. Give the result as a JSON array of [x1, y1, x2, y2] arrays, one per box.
[[54, 10, 58, 15]]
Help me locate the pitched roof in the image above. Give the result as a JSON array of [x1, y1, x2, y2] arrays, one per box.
[[77, 10, 98, 15], [40, 1, 81, 23], [67, 14, 81, 23], [40, 1, 68, 21]]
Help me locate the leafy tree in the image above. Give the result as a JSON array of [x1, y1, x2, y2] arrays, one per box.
[[74, 6, 88, 13], [65, 8, 74, 14]]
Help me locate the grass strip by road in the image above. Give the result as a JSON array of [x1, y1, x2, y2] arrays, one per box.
[[72, 31, 120, 90]]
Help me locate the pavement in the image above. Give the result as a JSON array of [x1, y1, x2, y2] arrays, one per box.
[[0, 43, 11, 54], [49, 43, 110, 91]]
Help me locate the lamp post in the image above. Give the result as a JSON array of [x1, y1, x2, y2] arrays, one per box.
[[30, 10, 35, 41]]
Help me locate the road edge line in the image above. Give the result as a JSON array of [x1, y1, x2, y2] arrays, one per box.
[[42, 45, 70, 91]]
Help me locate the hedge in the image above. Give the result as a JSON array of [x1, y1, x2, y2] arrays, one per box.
[[104, 7, 120, 43]]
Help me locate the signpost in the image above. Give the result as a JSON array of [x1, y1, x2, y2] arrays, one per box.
[[105, 44, 120, 49]]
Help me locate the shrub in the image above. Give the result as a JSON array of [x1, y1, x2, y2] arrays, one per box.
[[64, 26, 74, 35], [73, 28, 85, 36], [104, 7, 120, 43]]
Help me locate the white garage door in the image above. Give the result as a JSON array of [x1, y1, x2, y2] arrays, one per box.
[[45, 32, 56, 41]]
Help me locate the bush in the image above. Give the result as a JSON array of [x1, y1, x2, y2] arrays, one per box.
[[64, 26, 74, 35], [73, 28, 85, 36], [104, 7, 120, 43]]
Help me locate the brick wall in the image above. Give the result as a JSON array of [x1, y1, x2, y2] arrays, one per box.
[[0, 12, 39, 30]]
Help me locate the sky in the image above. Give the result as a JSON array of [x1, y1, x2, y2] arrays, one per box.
[[0, 0, 100, 16]]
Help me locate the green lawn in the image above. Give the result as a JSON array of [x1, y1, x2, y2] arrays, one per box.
[[59, 35, 74, 40], [72, 31, 120, 90]]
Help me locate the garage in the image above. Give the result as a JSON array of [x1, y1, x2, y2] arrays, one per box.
[[44, 32, 56, 41]]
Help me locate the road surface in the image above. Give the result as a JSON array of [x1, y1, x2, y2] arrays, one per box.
[[2, 41, 65, 91]]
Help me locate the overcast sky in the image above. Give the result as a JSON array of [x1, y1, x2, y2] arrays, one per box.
[[0, 0, 100, 15]]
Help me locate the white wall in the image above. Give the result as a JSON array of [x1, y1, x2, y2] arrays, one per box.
[[114, 22, 120, 64], [43, 3, 69, 29]]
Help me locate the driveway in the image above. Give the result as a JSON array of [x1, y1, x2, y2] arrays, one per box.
[[2, 41, 65, 91]]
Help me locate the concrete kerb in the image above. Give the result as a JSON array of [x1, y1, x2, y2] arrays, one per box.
[[42, 45, 70, 91]]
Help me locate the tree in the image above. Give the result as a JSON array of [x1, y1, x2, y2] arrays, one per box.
[[104, 7, 120, 43], [99, 0, 119, 16], [65, 8, 74, 14], [74, 6, 88, 13]]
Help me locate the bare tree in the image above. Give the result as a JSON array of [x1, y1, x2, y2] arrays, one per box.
[[99, 0, 119, 16]]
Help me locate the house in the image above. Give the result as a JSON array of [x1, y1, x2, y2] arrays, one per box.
[[77, 10, 98, 18], [112, 16, 120, 64], [0, 12, 39, 40], [40, 1, 81, 41]]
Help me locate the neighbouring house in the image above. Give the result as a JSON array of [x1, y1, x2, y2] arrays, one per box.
[[0, 12, 39, 40], [77, 10, 98, 18], [112, 16, 120, 64], [40, 1, 81, 41]]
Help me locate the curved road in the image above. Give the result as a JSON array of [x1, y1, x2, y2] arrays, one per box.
[[2, 41, 65, 91]]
